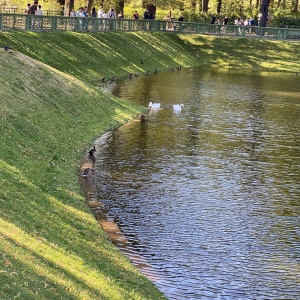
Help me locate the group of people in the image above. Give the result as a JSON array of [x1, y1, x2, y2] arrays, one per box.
[[68, 7, 154, 20], [132, 10, 155, 20], [211, 14, 258, 26], [25, 1, 43, 29], [164, 14, 184, 30], [68, 6, 123, 19], [25, 1, 43, 16]]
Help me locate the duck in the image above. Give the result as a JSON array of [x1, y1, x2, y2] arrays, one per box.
[[82, 168, 94, 177], [139, 115, 148, 122], [173, 104, 184, 111], [88, 146, 96, 156], [153, 69, 158, 74], [148, 101, 161, 109], [4, 46, 12, 52]]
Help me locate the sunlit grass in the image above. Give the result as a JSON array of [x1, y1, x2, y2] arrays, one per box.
[[0, 31, 299, 300], [0, 43, 165, 299]]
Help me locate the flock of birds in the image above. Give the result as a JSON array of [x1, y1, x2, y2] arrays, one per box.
[[83, 101, 183, 174], [148, 101, 184, 112], [100, 63, 183, 84]]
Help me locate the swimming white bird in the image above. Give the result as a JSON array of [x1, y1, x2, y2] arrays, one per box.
[[148, 102, 161, 109], [173, 104, 184, 111]]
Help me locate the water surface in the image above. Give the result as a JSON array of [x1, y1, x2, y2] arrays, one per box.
[[94, 68, 300, 299]]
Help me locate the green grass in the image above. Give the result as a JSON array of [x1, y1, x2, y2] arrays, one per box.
[[0, 31, 299, 300]]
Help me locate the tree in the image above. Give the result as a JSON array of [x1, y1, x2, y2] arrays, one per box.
[[259, 0, 270, 27], [217, 0, 222, 13], [292, 0, 299, 12], [202, 0, 209, 12]]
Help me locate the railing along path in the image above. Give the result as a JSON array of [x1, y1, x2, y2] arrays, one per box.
[[0, 13, 299, 40]]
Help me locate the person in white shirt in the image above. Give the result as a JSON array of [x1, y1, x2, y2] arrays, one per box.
[[35, 5, 43, 29], [97, 5, 104, 18], [101, 10, 108, 30], [35, 4, 43, 15]]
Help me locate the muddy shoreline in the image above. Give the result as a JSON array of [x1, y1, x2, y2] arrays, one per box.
[[79, 132, 163, 283]]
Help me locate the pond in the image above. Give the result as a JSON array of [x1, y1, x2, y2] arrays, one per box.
[[92, 67, 300, 299]]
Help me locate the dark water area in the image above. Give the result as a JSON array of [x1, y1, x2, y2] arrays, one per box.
[[93, 68, 300, 299]]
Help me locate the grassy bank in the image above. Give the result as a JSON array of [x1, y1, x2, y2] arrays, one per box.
[[0, 32, 299, 86], [1, 31, 299, 300]]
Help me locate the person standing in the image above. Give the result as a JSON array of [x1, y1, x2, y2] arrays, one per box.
[[143, 9, 149, 19], [35, 4, 43, 29], [133, 11, 139, 19], [69, 8, 75, 17], [25, 3, 31, 14], [108, 6, 115, 18], [28, 1, 38, 14], [211, 14, 216, 24], [91, 7, 97, 18], [97, 5, 104, 18]]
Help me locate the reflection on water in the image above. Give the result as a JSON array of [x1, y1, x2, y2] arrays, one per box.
[[93, 68, 300, 299]]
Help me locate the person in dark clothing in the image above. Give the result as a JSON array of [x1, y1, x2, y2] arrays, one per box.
[[28, 1, 38, 14], [211, 14, 216, 24], [143, 10, 149, 19]]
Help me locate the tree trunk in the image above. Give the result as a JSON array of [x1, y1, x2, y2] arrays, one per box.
[[202, 0, 209, 12], [292, 0, 299, 12], [65, 0, 74, 16], [256, 0, 261, 9], [259, 0, 270, 27], [87, 0, 93, 14], [217, 0, 222, 13], [118, 0, 125, 13]]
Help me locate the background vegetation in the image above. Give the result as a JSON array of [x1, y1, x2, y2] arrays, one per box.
[[0, 0, 300, 26], [1, 31, 299, 299]]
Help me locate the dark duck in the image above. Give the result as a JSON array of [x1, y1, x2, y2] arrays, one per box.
[[89, 146, 96, 156], [82, 168, 94, 177]]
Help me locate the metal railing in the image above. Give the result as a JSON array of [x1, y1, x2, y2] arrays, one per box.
[[0, 13, 299, 40]]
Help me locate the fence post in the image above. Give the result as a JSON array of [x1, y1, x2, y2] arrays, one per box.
[[26, 15, 31, 30], [52, 16, 57, 31]]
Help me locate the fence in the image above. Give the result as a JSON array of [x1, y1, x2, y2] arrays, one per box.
[[0, 13, 299, 40]]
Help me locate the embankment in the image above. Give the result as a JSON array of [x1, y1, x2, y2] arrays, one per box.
[[0, 31, 299, 300]]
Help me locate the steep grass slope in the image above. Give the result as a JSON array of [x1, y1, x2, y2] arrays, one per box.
[[0, 50, 165, 299], [0, 32, 299, 87]]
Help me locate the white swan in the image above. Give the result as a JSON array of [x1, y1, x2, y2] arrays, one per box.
[[173, 104, 184, 111], [148, 102, 161, 109]]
